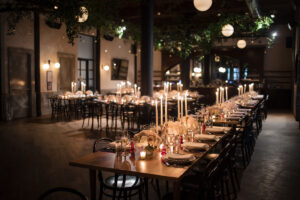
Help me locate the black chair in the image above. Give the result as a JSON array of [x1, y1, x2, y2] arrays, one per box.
[[38, 187, 88, 200], [93, 138, 144, 200], [105, 102, 120, 130], [121, 103, 137, 131], [81, 100, 94, 128]]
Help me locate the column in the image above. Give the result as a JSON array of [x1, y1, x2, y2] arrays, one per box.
[[203, 54, 211, 85], [140, 0, 153, 96], [34, 11, 41, 116], [95, 28, 101, 92], [180, 57, 190, 90]]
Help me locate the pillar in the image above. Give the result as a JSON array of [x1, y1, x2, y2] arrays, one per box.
[[180, 58, 190, 90], [95, 28, 100, 92], [140, 0, 153, 96], [34, 11, 41, 116], [203, 54, 211, 85]]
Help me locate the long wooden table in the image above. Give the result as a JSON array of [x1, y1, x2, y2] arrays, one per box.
[[69, 126, 232, 200]]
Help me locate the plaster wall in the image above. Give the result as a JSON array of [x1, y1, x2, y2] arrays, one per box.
[[100, 38, 134, 93], [264, 25, 293, 71]]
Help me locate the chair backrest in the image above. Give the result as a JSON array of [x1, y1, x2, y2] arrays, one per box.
[[38, 187, 88, 200]]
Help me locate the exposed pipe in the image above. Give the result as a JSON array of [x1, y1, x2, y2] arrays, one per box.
[[244, 0, 260, 18]]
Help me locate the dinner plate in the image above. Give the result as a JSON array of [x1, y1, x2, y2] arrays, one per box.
[[162, 154, 196, 166]]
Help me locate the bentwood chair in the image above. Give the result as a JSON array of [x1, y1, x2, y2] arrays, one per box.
[[38, 187, 88, 200], [81, 100, 94, 128], [105, 102, 120, 130], [181, 140, 239, 200], [93, 138, 144, 200], [121, 102, 137, 131]]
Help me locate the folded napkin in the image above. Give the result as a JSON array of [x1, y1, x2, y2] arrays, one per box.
[[206, 127, 226, 133], [230, 113, 245, 117], [167, 153, 194, 160], [225, 116, 241, 120], [232, 111, 246, 115], [182, 142, 209, 150], [237, 108, 251, 112], [194, 134, 217, 141], [252, 95, 264, 99]]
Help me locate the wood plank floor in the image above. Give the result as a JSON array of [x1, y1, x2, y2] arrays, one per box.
[[0, 110, 299, 200]]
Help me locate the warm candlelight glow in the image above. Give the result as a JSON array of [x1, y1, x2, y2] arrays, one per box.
[[155, 100, 158, 133], [185, 91, 188, 116], [140, 151, 146, 160], [160, 95, 163, 125], [159, 144, 164, 151], [165, 94, 168, 123]]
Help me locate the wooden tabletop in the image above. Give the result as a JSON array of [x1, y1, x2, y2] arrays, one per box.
[[70, 127, 232, 182]]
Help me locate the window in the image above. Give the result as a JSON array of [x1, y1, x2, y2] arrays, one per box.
[[78, 59, 94, 90], [227, 68, 231, 80], [244, 68, 248, 79], [78, 34, 94, 90], [233, 67, 240, 81]]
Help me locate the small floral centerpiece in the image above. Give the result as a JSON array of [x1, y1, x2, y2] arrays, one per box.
[[144, 144, 155, 158]]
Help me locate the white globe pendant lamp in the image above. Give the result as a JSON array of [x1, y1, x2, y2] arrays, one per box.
[[237, 40, 247, 49], [78, 6, 88, 23], [193, 0, 213, 12], [221, 24, 234, 37]]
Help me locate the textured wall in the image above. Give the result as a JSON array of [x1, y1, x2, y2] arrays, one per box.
[[100, 38, 134, 92], [264, 25, 293, 71]]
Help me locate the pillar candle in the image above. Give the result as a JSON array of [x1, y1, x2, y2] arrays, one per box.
[[241, 85, 243, 95], [155, 100, 158, 133], [177, 93, 180, 119], [165, 94, 168, 123], [216, 91, 218, 105], [225, 87, 228, 101], [185, 92, 188, 116], [238, 87, 240, 96], [244, 84, 246, 94], [219, 87, 222, 104], [160, 95, 163, 125], [222, 88, 224, 103], [138, 87, 140, 97], [181, 96, 184, 118]]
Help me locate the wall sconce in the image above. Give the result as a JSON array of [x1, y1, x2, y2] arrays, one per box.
[[54, 62, 60, 68], [102, 64, 110, 71], [42, 60, 60, 70], [43, 60, 50, 70], [43, 63, 50, 70]]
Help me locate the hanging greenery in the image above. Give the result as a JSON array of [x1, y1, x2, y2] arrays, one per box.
[[1, 0, 274, 57]]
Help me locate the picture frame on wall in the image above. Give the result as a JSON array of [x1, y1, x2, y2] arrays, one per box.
[[46, 71, 53, 90]]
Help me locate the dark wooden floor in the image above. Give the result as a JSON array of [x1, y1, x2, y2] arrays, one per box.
[[0, 110, 299, 200]]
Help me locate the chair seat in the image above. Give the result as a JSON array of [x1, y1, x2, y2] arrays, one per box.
[[104, 175, 142, 189]]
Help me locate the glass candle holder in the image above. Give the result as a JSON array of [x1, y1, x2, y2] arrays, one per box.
[[140, 151, 146, 160]]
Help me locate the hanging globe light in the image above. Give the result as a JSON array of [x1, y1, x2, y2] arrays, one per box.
[[193, 0, 213, 12], [221, 24, 234, 37], [237, 40, 247, 49], [214, 55, 220, 62], [78, 6, 88, 23]]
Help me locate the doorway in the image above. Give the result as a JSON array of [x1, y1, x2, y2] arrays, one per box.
[[8, 48, 35, 119], [57, 52, 75, 92]]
